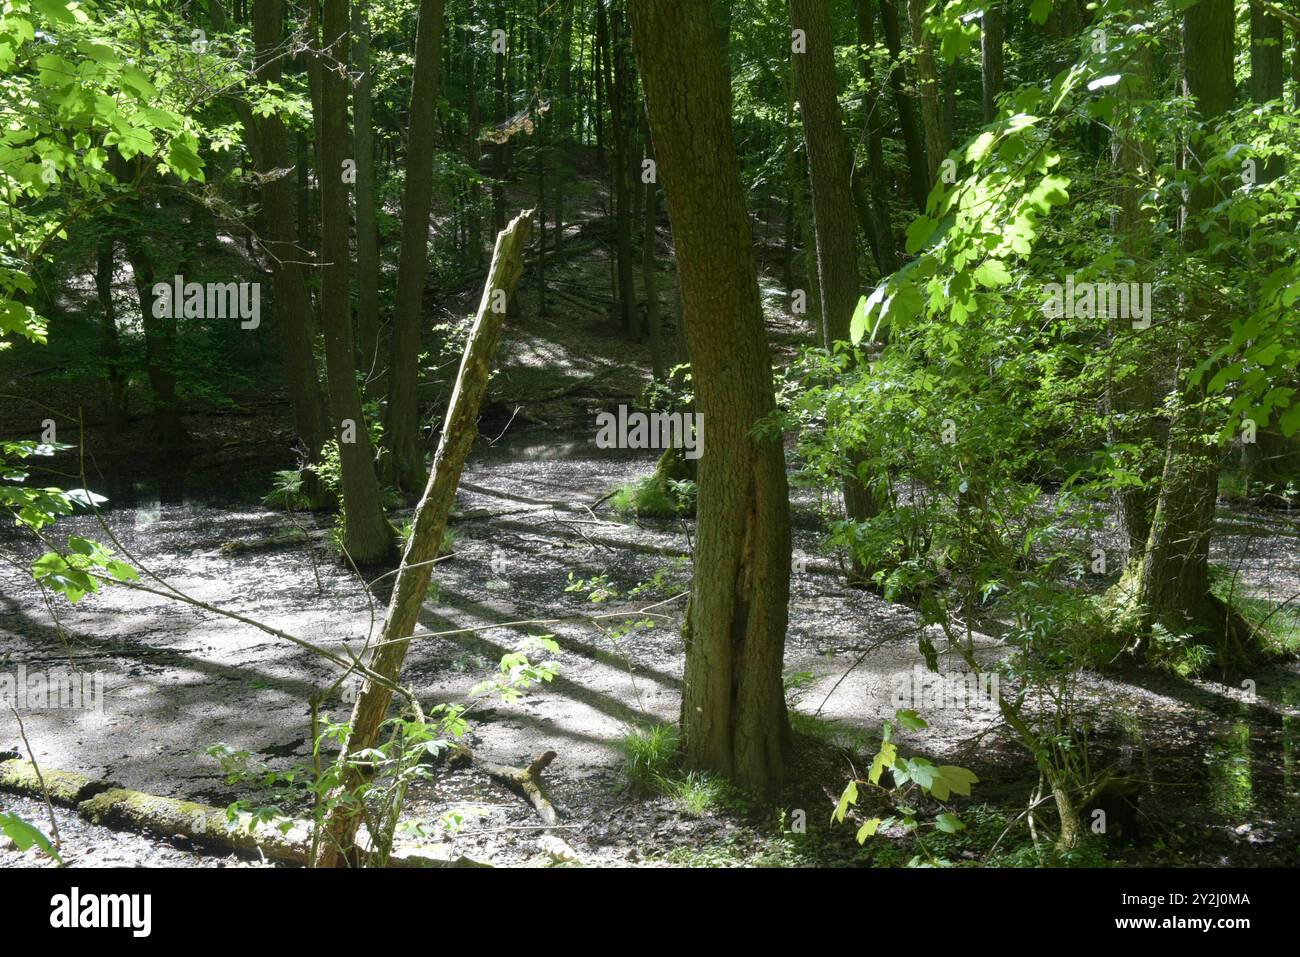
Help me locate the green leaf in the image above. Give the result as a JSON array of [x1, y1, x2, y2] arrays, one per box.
[[905, 216, 940, 255], [937, 764, 980, 797], [855, 818, 881, 843], [934, 812, 964, 833], [973, 259, 1012, 288], [833, 779, 858, 823], [849, 295, 869, 344], [0, 812, 62, 863], [868, 741, 897, 785], [895, 709, 928, 732]]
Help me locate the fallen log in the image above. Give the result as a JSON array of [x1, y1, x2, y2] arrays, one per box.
[[75, 786, 487, 867], [0, 759, 106, 805]]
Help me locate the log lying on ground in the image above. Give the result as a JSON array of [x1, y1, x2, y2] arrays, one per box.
[[481, 750, 580, 864], [219, 528, 316, 555], [79, 788, 313, 864], [0, 759, 106, 805], [67, 783, 487, 867], [315, 209, 536, 867]]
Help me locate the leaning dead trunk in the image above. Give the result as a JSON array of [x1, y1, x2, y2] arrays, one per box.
[[315, 209, 535, 867]]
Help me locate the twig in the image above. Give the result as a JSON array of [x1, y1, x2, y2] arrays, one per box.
[[10, 707, 61, 856]]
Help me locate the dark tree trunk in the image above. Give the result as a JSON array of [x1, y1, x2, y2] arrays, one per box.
[[879, 0, 929, 210], [790, 0, 879, 574], [253, 0, 331, 460], [352, 0, 382, 390], [123, 234, 187, 448], [318, 0, 396, 565], [908, 0, 947, 186], [627, 0, 793, 793], [491, 0, 507, 233], [1250, 1, 1284, 181], [856, 0, 897, 272], [554, 0, 575, 253], [385, 0, 446, 494], [95, 239, 128, 436], [464, 5, 484, 268], [1125, 0, 1236, 650], [611, 5, 636, 335], [642, 108, 664, 380], [1107, 1, 1159, 558]]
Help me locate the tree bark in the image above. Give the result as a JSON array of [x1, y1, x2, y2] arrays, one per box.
[[856, 0, 896, 272], [981, 2, 1004, 122], [627, 0, 793, 793], [1125, 0, 1236, 649], [318, 0, 396, 565], [641, 108, 664, 380], [1107, 2, 1159, 558], [94, 240, 128, 436], [1250, 1, 1284, 182], [385, 0, 446, 494], [253, 0, 331, 460], [879, 0, 929, 210], [908, 0, 947, 186], [352, 0, 382, 391], [790, 0, 880, 569]]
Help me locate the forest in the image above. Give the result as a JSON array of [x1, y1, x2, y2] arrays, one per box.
[[0, 0, 1297, 890]]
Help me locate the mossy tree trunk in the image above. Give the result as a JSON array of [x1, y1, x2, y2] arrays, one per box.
[[627, 0, 793, 793], [1120, 0, 1240, 659]]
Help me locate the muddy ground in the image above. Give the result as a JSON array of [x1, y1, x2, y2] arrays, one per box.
[[1, 417, 1297, 867], [2, 193, 1298, 868]]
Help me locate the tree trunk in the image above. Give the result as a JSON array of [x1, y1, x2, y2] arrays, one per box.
[[612, 7, 637, 335], [352, 0, 382, 390], [981, 2, 1004, 122], [554, 0, 575, 253], [1124, 0, 1236, 651], [642, 108, 664, 380], [253, 0, 331, 460], [123, 236, 187, 448], [1250, 1, 1284, 181], [314, 210, 534, 867], [464, 5, 484, 269], [879, 0, 929, 210], [856, 0, 896, 273], [627, 0, 793, 793], [492, 0, 507, 233], [790, 0, 880, 569], [908, 0, 947, 186], [318, 0, 396, 565], [385, 0, 446, 495], [1107, 2, 1158, 558], [94, 239, 128, 436]]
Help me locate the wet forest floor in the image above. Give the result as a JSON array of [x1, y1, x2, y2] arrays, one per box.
[[2, 188, 1298, 868]]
